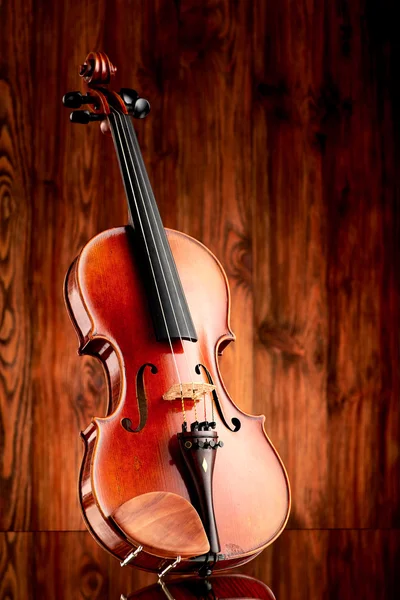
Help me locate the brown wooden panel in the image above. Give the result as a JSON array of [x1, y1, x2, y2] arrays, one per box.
[[239, 530, 400, 600], [29, 0, 112, 531], [251, 0, 400, 529], [0, 0, 399, 597], [326, 530, 400, 599], [323, 0, 400, 528], [0, 533, 33, 599], [242, 530, 329, 599], [108, 553, 156, 600], [252, 0, 329, 529], [33, 532, 110, 599], [0, 0, 34, 531], [0, 532, 155, 599]]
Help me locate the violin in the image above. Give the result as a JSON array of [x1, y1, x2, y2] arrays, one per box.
[[63, 52, 290, 576]]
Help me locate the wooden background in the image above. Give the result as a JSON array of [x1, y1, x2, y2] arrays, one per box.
[[1, 0, 399, 598]]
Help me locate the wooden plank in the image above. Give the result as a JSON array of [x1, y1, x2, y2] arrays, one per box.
[[0, 533, 33, 599], [323, 0, 400, 528], [33, 532, 110, 599], [251, 0, 328, 528], [244, 530, 329, 600], [29, 0, 112, 530], [108, 553, 156, 600], [0, 0, 34, 531], [240, 530, 400, 600], [251, 0, 400, 529], [0, 531, 155, 599], [326, 530, 400, 599]]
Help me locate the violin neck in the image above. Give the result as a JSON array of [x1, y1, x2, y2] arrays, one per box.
[[108, 111, 198, 343]]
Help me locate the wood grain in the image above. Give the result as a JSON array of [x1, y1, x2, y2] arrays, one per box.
[[0, 0, 399, 597], [112, 491, 211, 559], [322, 0, 400, 528], [251, 0, 400, 529], [0, 0, 33, 531], [0, 531, 156, 599], [240, 529, 400, 600], [0, 533, 33, 599], [29, 0, 111, 531]]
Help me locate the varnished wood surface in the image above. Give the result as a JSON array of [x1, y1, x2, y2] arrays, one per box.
[[1, 531, 399, 599], [69, 227, 289, 570], [0, 0, 399, 598], [112, 491, 211, 559], [126, 574, 276, 599]]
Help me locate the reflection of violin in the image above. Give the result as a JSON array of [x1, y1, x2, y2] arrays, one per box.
[[123, 574, 275, 599], [63, 52, 290, 575]]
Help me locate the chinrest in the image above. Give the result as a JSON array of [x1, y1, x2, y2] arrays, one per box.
[[112, 491, 210, 559]]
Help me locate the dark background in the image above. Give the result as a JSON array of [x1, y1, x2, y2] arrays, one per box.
[[0, 0, 399, 598]]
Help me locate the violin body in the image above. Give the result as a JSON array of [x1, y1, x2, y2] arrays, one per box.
[[65, 226, 290, 573]]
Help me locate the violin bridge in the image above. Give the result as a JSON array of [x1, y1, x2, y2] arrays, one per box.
[[162, 382, 215, 401]]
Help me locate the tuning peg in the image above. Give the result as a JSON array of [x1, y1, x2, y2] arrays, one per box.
[[119, 88, 151, 119], [63, 91, 97, 108], [119, 88, 139, 108], [132, 98, 151, 119], [70, 110, 105, 124]]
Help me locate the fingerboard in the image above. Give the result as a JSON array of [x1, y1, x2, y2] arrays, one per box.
[[108, 110, 198, 343]]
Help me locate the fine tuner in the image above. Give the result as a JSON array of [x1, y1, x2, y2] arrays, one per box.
[[62, 88, 151, 122]]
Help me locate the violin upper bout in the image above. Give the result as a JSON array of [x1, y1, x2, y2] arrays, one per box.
[[64, 256, 92, 351], [64, 228, 133, 416]]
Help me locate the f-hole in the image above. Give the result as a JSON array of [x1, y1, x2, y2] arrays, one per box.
[[121, 363, 158, 433], [195, 364, 241, 432]]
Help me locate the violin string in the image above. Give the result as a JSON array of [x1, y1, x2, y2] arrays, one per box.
[[122, 114, 196, 406], [117, 109, 197, 422], [123, 113, 213, 423], [109, 107, 183, 403]]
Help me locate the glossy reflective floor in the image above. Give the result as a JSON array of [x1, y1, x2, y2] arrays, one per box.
[[1, 530, 399, 599], [124, 574, 275, 599]]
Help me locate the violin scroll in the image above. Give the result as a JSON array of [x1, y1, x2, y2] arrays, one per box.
[[62, 53, 150, 128], [79, 51, 117, 85]]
